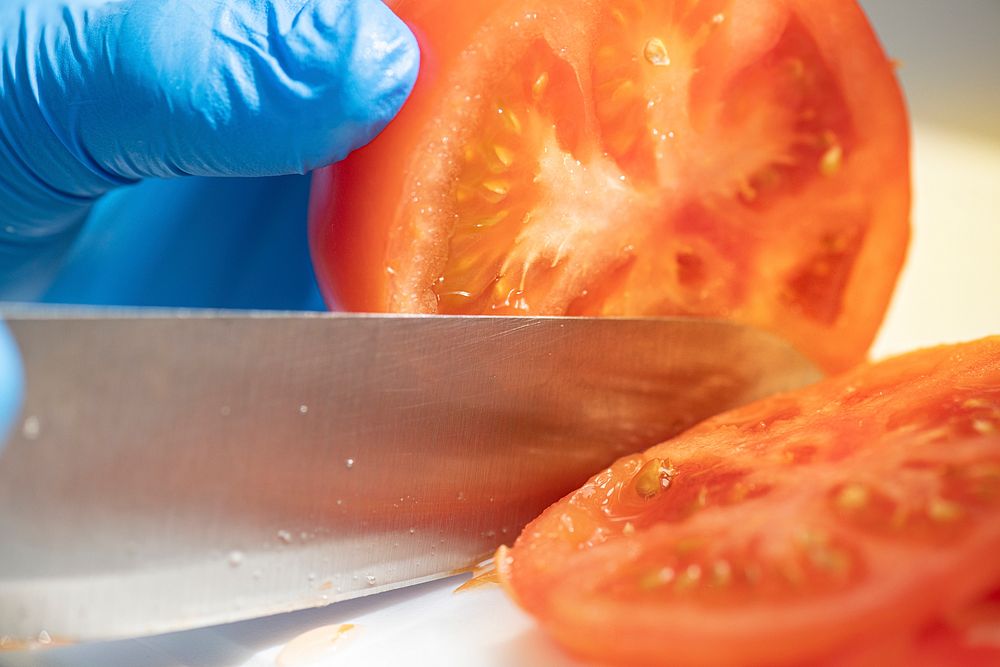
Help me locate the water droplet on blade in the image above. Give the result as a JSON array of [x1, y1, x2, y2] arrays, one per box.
[[21, 416, 40, 440]]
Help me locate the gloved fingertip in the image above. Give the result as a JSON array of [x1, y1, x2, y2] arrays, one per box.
[[0, 323, 24, 455], [350, 0, 421, 109], [293, 0, 420, 167]]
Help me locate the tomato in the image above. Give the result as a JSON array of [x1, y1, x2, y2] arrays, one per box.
[[310, 0, 910, 373], [821, 587, 1000, 666], [498, 337, 1000, 667]]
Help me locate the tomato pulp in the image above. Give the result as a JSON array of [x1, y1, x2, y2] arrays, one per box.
[[499, 337, 1000, 666], [310, 0, 910, 372]]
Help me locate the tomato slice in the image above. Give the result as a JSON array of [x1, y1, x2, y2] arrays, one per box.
[[499, 338, 1000, 667], [310, 0, 910, 372], [821, 587, 1000, 666]]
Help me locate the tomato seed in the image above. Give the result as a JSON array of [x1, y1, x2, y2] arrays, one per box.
[[639, 566, 675, 591], [633, 458, 676, 498], [973, 419, 997, 436], [835, 483, 870, 511], [712, 560, 733, 587], [675, 564, 702, 591], [927, 497, 963, 523], [493, 145, 515, 167], [482, 179, 511, 196], [820, 144, 844, 176], [643, 37, 671, 67], [807, 545, 851, 578], [531, 72, 549, 100]]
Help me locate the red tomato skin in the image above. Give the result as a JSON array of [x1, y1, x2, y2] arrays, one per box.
[[309, 0, 488, 311]]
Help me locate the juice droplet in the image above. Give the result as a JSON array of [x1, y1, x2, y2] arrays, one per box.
[[276, 623, 356, 667], [228, 550, 244, 567], [344, 458, 355, 469], [277, 530, 293, 544]]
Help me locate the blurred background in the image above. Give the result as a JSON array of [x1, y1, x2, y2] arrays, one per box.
[[863, 0, 999, 140], [860, 0, 1000, 358]]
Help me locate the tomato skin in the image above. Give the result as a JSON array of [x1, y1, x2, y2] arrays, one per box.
[[310, 0, 910, 374], [309, 0, 494, 312], [500, 338, 1000, 667]]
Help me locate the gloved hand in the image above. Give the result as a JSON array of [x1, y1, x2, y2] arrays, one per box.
[[0, 0, 419, 451]]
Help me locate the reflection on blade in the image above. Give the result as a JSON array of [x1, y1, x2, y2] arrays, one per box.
[[0, 311, 820, 643]]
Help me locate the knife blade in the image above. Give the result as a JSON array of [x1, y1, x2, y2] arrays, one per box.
[[0, 310, 820, 646]]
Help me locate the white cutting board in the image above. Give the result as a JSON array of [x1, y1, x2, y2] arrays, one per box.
[[3, 1, 998, 666]]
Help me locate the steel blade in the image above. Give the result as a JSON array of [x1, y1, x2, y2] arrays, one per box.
[[0, 311, 820, 645]]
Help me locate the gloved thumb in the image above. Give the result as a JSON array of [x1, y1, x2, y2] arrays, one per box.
[[0, 0, 418, 293]]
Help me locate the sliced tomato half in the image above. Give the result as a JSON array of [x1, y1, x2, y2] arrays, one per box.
[[499, 337, 1000, 666], [310, 0, 910, 372]]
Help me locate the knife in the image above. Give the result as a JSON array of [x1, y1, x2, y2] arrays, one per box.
[[0, 310, 821, 647]]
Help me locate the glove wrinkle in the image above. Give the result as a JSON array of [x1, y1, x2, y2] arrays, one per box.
[[1, 3, 128, 236]]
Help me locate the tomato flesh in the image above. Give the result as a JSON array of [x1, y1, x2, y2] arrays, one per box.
[[310, 0, 910, 372], [500, 338, 1000, 666]]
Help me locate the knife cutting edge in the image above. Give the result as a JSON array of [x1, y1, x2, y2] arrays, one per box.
[[0, 309, 821, 646]]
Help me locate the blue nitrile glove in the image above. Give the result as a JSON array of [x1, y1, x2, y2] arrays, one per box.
[[0, 0, 420, 451]]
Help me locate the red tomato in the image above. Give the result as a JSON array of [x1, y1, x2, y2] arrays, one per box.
[[498, 337, 1000, 667], [820, 587, 1000, 666], [310, 0, 910, 373]]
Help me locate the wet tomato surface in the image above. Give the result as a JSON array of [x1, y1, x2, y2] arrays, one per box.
[[500, 338, 1000, 666], [311, 0, 910, 372]]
